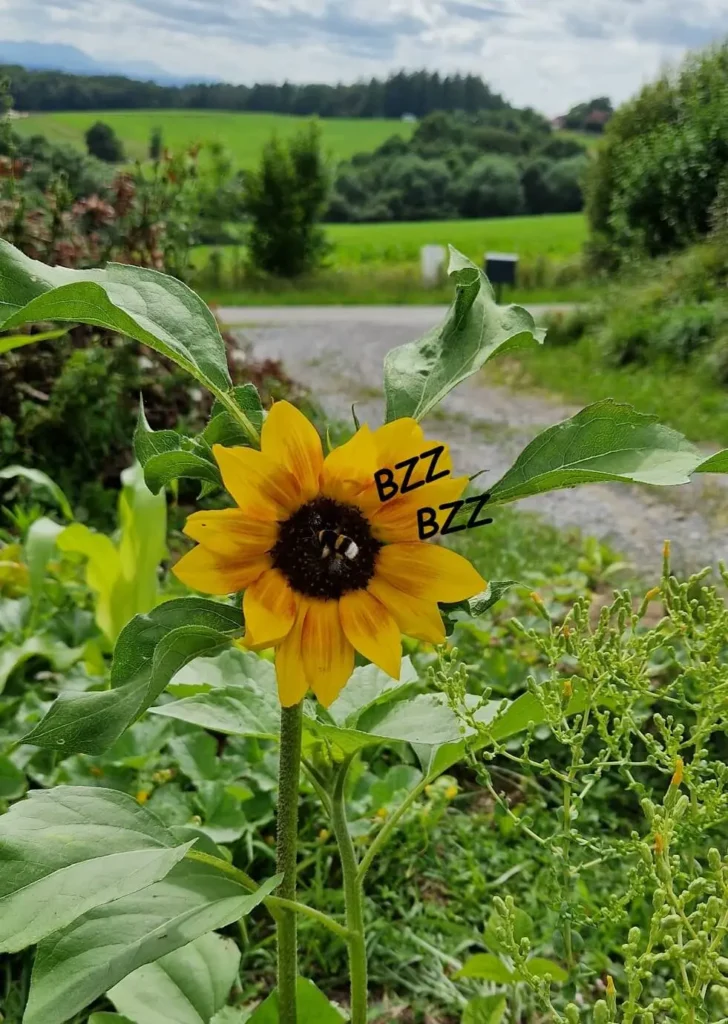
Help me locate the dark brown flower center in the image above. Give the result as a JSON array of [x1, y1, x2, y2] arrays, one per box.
[[271, 497, 381, 599]]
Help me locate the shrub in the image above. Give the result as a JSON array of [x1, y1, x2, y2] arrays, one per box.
[[586, 43, 728, 264], [456, 154, 524, 218], [149, 126, 163, 161], [243, 122, 330, 277], [84, 120, 125, 163]]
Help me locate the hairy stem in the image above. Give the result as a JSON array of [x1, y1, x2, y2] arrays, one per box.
[[332, 756, 368, 1024], [276, 701, 304, 1023]]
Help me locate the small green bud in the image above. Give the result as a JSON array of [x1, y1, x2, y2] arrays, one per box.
[[661, 914, 681, 929], [652, 889, 666, 910], [673, 794, 689, 819], [641, 798, 656, 823], [628, 927, 641, 945], [593, 999, 610, 1024], [709, 848, 722, 871], [643, 1013, 655, 1024], [717, 957, 728, 974], [640, 845, 653, 866], [564, 1004, 580, 1023]]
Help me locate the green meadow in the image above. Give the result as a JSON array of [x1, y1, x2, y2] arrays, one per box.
[[12, 109, 416, 168]]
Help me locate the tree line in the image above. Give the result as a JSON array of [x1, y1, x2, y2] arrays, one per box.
[[329, 110, 589, 222], [2, 66, 508, 118]]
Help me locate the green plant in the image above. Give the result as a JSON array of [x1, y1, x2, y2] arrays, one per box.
[[85, 120, 125, 163], [243, 122, 330, 278], [3, 239, 728, 1024]]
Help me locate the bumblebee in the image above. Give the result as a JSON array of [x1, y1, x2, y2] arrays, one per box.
[[318, 529, 359, 561]]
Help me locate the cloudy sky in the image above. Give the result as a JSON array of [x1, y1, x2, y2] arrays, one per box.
[[2, 0, 726, 113]]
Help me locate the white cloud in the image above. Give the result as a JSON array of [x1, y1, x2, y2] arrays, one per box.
[[0, 0, 725, 113]]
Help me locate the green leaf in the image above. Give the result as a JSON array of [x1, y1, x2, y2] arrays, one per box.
[[484, 907, 533, 955], [88, 1015, 136, 1024], [23, 599, 242, 755], [383, 246, 543, 422], [440, 581, 521, 634], [694, 449, 728, 473], [0, 787, 192, 954], [326, 657, 419, 727], [520, 957, 568, 984], [205, 385, 265, 447], [0, 465, 73, 520], [247, 979, 346, 1023], [24, 516, 64, 607], [0, 325, 69, 355], [134, 403, 222, 495], [305, 693, 463, 755], [0, 241, 232, 394], [152, 682, 280, 740], [486, 400, 702, 508], [462, 995, 507, 1024], [454, 953, 515, 983], [0, 755, 26, 800], [108, 931, 241, 1024], [117, 462, 168, 622], [0, 634, 82, 693], [468, 581, 521, 616], [168, 733, 221, 785], [24, 863, 278, 1024]]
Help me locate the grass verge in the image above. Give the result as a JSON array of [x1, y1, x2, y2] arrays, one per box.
[[491, 337, 728, 446]]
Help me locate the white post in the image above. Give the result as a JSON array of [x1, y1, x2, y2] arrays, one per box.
[[420, 245, 446, 287]]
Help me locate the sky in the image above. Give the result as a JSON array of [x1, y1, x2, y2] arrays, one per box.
[[1, 0, 726, 114]]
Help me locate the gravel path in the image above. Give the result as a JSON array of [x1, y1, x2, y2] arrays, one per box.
[[221, 306, 728, 579]]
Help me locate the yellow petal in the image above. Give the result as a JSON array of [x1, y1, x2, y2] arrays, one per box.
[[376, 542, 486, 603], [261, 401, 324, 504], [275, 601, 310, 706], [173, 544, 270, 595], [339, 589, 401, 680], [369, 474, 469, 543], [372, 418, 425, 469], [243, 568, 298, 648], [183, 508, 278, 557], [368, 576, 446, 644], [354, 421, 458, 519], [301, 599, 355, 707], [321, 423, 377, 505], [213, 444, 302, 518]]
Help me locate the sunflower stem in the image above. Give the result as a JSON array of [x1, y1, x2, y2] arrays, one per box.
[[276, 701, 304, 1023], [332, 755, 368, 1024]]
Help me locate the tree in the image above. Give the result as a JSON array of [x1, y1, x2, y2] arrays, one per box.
[[149, 126, 163, 161], [84, 121, 124, 163], [243, 122, 330, 277], [456, 155, 524, 218]]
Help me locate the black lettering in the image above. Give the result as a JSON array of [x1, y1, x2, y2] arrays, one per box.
[[420, 444, 450, 484], [465, 492, 493, 530], [417, 506, 440, 539], [374, 468, 398, 502], [394, 455, 424, 494], [439, 499, 467, 535]]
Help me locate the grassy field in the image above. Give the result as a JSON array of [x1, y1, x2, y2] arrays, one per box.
[[493, 338, 728, 447], [190, 212, 588, 304], [12, 109, 415, 168], [324, 212, 587, 265]]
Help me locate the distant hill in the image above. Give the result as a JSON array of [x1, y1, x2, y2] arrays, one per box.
[[0, 41, 214, 85]]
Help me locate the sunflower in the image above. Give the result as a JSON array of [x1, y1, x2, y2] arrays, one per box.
[[173, 401, 486, 707]]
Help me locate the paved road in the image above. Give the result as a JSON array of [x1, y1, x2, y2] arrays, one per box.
[[216, 303, 574, 328], [219, 305, 728, 579]]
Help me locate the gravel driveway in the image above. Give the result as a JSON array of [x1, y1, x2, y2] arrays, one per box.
[[220, 306, 728, 579]]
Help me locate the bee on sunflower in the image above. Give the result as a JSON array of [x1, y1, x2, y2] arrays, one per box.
[[174, 401, 485, 707]]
